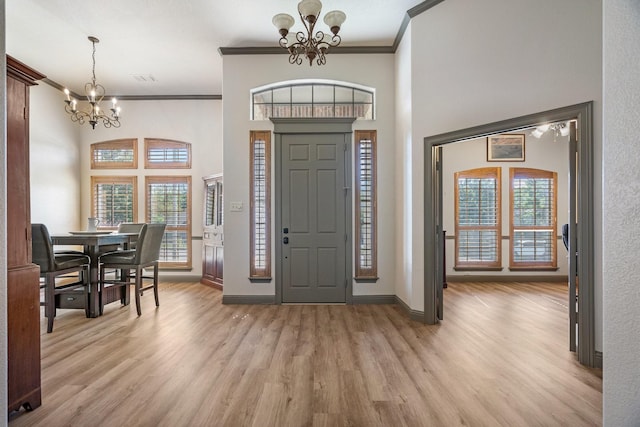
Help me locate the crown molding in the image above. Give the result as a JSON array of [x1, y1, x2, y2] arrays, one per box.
[[220, 0, 444, 56], [218, 45, 393, 56], [42, 78, 222, 100]]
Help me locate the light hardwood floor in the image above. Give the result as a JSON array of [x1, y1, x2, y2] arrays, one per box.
[[9, 281, 602, 426]]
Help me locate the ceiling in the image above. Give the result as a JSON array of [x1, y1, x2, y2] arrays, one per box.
[[7, 0, 424, 96]]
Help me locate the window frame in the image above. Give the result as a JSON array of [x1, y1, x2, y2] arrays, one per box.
[[509, 167, 558, 269], [90, 139, 138, 169], [454, 167, 502, 270], [249, 131, 271, 280], [144, 138, 192, 169], [354, 130, 378, 280], [145, 175, 192, 269], [251, 81, 375, 121], [90, 176, 138, 230]]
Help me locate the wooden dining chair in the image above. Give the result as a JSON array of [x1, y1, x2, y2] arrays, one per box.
[[31, 224, 90, 333], [98, 223, 166, 316]]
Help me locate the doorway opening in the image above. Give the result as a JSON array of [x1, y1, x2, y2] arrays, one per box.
[[424, 102, 596, 367]]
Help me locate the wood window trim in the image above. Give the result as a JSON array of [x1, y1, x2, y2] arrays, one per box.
[[249, 131, 271, 279], [509, 167, 557, 269], [90, 176, 138, 230], [90, 139, 138, 169], [145, 175, 192, 269], [354, 130, 378, 280], [144, 138, 192, 169], [454, 167, 502, 269]]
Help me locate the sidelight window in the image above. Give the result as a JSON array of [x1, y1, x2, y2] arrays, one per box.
[[250, 131, 271, 279], [354, 130, 377, 279]]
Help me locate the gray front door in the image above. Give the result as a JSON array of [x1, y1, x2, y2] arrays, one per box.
[[280, 133, 348, 303]]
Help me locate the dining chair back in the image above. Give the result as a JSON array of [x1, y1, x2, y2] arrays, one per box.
[[31, 224, 90, 333], [99, 223, 166, 316]]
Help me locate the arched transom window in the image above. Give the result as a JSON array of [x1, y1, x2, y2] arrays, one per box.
[[251, 80, 375, 120]]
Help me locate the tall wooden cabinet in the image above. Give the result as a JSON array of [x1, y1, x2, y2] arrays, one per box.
[[201, 175, 223, 289], [6, 56, 45, 413]]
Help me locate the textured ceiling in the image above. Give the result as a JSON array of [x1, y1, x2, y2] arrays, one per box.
[[7, 0, 424, 96]]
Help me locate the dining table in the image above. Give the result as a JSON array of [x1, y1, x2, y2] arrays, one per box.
[[51, 231, 138, 318]]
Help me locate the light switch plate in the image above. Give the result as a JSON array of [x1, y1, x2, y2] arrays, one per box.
[[230, 201, 243, 212]]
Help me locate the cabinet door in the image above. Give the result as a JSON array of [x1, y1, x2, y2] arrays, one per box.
[[7, 265, 42, 412], [6, 75, 31, 268], [201, 176, 223, 288]]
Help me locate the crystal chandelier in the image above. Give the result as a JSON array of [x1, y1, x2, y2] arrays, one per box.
[[272, 0, 346, 66], [63, 36, 121, 129]]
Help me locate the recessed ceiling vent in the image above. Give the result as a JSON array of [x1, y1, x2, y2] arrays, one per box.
[[132, 74, 157, 83]]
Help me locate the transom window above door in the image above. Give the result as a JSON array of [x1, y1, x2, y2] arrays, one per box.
[[251, 80, 375, 120]]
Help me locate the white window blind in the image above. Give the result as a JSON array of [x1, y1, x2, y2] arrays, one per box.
[[455, 168, 501, 267], [144, 139, 192, 169], [146, 177, 192, 268], [91, 176, 137, 228], [250, 131, 271, 278], [355, 130, 377, 278], [510, 168, 557, 267], [91, 139, 137, 169]]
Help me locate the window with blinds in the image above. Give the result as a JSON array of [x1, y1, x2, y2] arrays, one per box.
[[91, 139, 137, 169], [454, 168, 502, 268], [510, 168, 557, 268], [91, 176, 137, 229], [355, 130, 377, 279], [250, 131, 271, 279], [251, 82, 374, 120], [146, 176, 192, 268], [144, 139, 192, 169]]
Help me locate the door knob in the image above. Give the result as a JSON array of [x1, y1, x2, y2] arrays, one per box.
[[283, 237, 289, 244]]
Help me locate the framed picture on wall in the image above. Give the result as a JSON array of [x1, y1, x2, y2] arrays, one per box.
[[486, 134, 525, 162]]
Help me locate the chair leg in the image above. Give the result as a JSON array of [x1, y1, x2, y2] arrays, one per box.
[[83, 265, 91, 318], [134, 267, 142, 316], [45, 272, 55, 333], [99, 264, 105, 316], [153, 263, 160, 307]]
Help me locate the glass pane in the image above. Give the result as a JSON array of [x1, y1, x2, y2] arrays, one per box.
[[313, 104, 334, 118], [513, 230, 553, 262], [160, 230, 188, 263], [334, 86, 353, 103], [272, 87, 291, 103], [292, 85, 312, 103], [354, 89, 373, 103], [253, 104, 271, 120], [253, 90, 272, 103], [313, 85, 334, 103], [335, 104, 353, 117]]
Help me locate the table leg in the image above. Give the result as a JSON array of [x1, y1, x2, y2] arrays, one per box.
[[86, 245, 101, 318]]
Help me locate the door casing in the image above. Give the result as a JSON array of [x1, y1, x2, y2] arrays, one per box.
[[272, 118, 355, 304], [424, 102, 596, 367]]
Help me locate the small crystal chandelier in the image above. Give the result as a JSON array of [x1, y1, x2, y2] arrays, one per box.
[[272, 0, 346, 66], [63, 36, 121, 129]]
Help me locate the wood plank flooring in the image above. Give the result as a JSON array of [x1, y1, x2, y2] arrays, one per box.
[[9, 281, 602, 426]]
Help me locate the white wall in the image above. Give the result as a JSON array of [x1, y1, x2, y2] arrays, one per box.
[[222, 53, 396, 298], [603, 0, 640, 424], [403, 0, 602, 344], [29, 82, 81, 233], [78, 99, 223, 278], [442, 131, 570, 278], [394, 22, 414, 308]]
